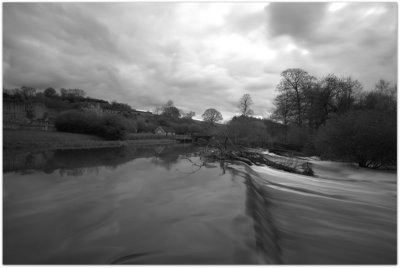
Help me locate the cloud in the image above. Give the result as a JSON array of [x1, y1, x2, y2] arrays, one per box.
[[3, 2, 397, 121], [267, 3, 328, 44]]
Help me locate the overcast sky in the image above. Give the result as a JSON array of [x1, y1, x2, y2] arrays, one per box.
[[3, 2, 397, 120]]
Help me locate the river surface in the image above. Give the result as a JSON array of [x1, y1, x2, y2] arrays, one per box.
[[3, 145, 397, 264]]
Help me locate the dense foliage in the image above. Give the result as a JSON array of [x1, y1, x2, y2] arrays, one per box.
[[269, 69, 397, 168], [202, 108, 223, 125], [55, 110, 136, 140], [315, 110, 396, 168]]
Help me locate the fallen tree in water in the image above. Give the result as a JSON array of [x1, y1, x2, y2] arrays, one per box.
[[201, 138, 314, 176]]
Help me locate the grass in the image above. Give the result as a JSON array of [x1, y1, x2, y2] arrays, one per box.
[[3, 130, 176, 152]]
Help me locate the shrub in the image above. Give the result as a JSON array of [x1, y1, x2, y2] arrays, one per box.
[[97, 114, 130, 140], [55, 110, 134, 140], [314, 110, 396, 168]]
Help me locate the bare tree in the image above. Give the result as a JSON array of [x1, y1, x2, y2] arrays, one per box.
[[21, 86, 36, 99], [303, 74, 339, 128], [277, 68, 314, 126], [202, 108, 223, 126], [375, 79, 391, 92], [271, 90, 292, 142], [335, 77, 362, 113], [238, 93, 254, 117], [375, 79, 396, 99]]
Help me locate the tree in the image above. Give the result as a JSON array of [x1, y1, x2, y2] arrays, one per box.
[[374, 79, 396, 101], [334, 77, 362, 114], [162, 106, 180, 119], [276, 68, 314, 126], [273, 72, 362, 129], [375, 79, 392, 93], [315, 110, 396, 168], [183, 111, 195, 119], [21, 86, 36, 99], [238, 93, 254, 117], [357, 79, 396, 114], [271, 90, 292, 141], [161, 100, 180, 119], [303, 74, 339, 128], [44, 87, 57, 98], [202, 108, 223, 125]]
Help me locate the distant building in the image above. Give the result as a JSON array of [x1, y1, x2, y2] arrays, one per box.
[[81, 102, 103, 115], [3, 101, 55, 131], [82, 102, 120, 116], [155, 126, 175, 136]]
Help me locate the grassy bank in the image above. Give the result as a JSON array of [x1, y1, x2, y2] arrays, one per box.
[[3, 130, 176, 152]]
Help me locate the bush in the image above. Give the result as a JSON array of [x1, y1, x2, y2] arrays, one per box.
[[314, 110, 396, 168], [222, 116, 270, 147], [55, 110, 135, 140]]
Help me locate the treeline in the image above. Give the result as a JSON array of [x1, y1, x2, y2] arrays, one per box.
[[215, 68, 396, 169], [4, 70, 397, 169], [148, 100, 205, 134], [54, 99, 209, 140], [3, 86, 132, 113], [3, 86, 207, 139], [55, 110, 136, 140]]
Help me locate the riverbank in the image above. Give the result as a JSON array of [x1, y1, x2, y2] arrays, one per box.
[[3, 130, 177, 152]]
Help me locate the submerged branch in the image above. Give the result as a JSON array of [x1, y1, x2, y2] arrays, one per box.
[[201, 140, 314, 176]]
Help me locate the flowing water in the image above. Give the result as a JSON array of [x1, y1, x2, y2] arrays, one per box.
[[3, 145, 397, 264]]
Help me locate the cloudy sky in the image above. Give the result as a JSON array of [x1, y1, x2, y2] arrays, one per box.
[[3, 2, 397, 120]]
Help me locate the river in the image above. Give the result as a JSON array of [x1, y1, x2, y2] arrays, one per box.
[[3, 144, 397, 264]]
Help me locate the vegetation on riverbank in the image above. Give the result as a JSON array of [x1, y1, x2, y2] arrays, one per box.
[[205, 71, 396, 169], [3, 88, 208, 138], [4, 68, 396, 169], [55, 110, 136, 140]]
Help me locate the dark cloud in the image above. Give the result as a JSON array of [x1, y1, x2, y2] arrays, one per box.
[[2, 2, 397, 120], [267, 3, 328, 43], [225, 3, 268, 34]]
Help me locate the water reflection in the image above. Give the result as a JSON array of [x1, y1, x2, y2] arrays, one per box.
[[4, 145, 263, 264], [4, 144, 199, 175]]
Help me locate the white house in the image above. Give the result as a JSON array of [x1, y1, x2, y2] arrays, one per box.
[[155, 126, 175, 136]]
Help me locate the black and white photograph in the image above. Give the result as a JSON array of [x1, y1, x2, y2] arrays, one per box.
[[2, 2, 397, 264]]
